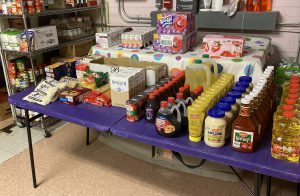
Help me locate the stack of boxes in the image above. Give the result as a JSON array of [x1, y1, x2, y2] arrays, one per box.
[[121, 27, 156, 49], [153, 12, 196, 54], [45, 58, 77, 80]]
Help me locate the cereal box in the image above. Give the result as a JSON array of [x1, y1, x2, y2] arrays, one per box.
[[202, 34, 246, 58], [156, 12, 195, 35]]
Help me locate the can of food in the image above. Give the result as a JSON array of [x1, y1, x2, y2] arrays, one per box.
[[132, 95, 146, 117], [16, 59, 25, 72], [126, 99, 139, 122], [20, 79, 29, 88]]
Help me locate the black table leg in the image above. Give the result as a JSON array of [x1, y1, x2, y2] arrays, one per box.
[[86, 127, 90, 146], [254, 173, 261, 196], [297, 183, 300, 196], [25, 109, 37, 188], [266, 176, 271, 196]]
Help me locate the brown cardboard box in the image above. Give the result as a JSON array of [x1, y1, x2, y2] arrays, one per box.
[[0, 101, 11, 121], [89, 57, 167, 86], [59, 40, 94, 57]]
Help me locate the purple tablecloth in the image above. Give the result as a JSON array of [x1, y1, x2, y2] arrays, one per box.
[[111, 118, 300, 183], [8, 87, 126, 132]]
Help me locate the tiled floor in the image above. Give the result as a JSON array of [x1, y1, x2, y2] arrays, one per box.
[[0, 120, 66, 164]]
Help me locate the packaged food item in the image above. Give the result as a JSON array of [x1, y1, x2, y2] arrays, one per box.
[[153, 33, 192, 54], [187, 105, 206, 142], [96, 28, 124, 48], [156, 12, 195, 35], [121, 27, 156, 49], [204, 108, 227, 147], [83, 84, 111, 107], [58, 87, 91, 105], [79, 70, 108, 90], [202, 34, 246, 58]]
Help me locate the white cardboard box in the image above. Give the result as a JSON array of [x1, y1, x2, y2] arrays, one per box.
[[31, 26, 58, 50], [95, 28, 124, 48]]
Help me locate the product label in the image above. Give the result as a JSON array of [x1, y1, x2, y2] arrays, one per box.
[[160, 35, 174, 46], [155, 117, 176, 134], [239, 106, 250, 117], [232, 129, 254, 150], [160, 15, 173, 27], [205, 125, 225, 144], [145, 108, 154, 121]]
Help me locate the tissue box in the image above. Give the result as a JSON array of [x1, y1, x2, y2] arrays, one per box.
[[153, 33, 192, 54], [202, 34, 246, 58], [156, 12, 195, 35]]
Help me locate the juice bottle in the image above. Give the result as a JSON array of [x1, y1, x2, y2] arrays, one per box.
[[231, 98, 258, 153], [259, 0, 271, 11], [245, 0, 254, 11], [145, 93, 159, 123]]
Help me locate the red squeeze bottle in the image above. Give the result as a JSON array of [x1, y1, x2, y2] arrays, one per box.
[[289, 88, 299, 94], [288, 94, 299, 100], [286, 98, 297, 105]]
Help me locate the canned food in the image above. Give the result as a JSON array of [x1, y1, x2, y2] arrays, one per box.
[[16, 59, 25, 71], [15, 77, 21, 87], [132, 95, 146, 117], [20, 79, 29, 88], [126, 99, 139, 122]]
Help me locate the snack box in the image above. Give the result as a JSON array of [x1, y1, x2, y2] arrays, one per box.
[[75, 63, 89, 80], [96, 28, 123, 48], [30, 26, 59, 50], [153, 33, 194, 54], [58, 87, 91, 105], [121, 27, 156, 49], [156, 12, 195, 35], [45, 58, 77, 80], [202, 34, 246, 58]]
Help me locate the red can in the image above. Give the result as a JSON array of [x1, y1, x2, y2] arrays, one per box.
[[126, 99, 139, 122]]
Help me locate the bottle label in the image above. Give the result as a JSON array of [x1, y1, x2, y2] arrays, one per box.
[[239, 106, 250, 116], [155, 116, 176, 134], [205, 125, 225, 144], [232, 129, 254, 150], [145, 108, 154, 121]]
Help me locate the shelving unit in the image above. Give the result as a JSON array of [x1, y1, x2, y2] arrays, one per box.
[[0, 2, 104, 137]]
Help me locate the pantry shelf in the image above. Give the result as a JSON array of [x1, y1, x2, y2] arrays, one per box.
[[0, 5, 102, 18], [2, 34, 95, 57]]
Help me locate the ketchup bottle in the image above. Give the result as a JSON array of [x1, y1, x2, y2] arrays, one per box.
[[184, 84, 191, 98], [179, 87, 186, 99], [145, 93, 159, 123]]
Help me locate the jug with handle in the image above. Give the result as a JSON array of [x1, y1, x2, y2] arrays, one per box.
[[155, 101, 182, 137], [185, 59, 219, 91], [202, 54, 219, 84]]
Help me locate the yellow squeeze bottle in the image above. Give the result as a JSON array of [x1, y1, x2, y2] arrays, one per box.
[[188, 106, 206, 142]]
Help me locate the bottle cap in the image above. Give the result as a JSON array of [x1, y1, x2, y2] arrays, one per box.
[[244, 94, 253, 100], [160, 101, 168, 108], [227, 91, 242, 99], [266, 66, 274, 71], [290, 83, 300, 88], [235, 81, 249, 88], [241, 98, 250, 104], [176, 92, 184, 99], [180, 71, 185, 77], [189, 135, 201, 142], [168, 97, 175, 104], [208, 108, 225, 118], [149, 93, 156, 99], [184, 84, 190, 89], [220, 96, 236, 105], [179, 87, 185, 93], [291, 74, 300, 80], [250, 91, 258, 97], [197, 86, 204, 92], [195, 59, 202, 64], [232, 86, 246, 94], [285, 98, 296, 105], [202, 54, 209, 58], [239, 76, 252, 83], [288, 93, 298, 100], [154, 89, 160, 95], [215, 102, 231, 112], [282, 104, 294, 111], [289, 88, 299, 94], [283, 111, 295, 118]]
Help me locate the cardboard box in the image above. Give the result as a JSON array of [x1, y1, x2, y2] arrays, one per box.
[[202, 34, 246, 58], [0, 102, 11, 121], [153, 33, 191, 54], [176, 0, 199, 12], [59, 40, 94, 57], [58, 87, 91, 105], [45, 58, 77, 80], [110, 68, 145, 108], [157, 12, 195, 35], [96, 28, 124, 48], [89, 57, 167, 86], [31, 26, 59, 51]]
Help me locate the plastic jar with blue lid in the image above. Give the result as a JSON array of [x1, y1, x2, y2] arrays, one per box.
[[239, 76, 253, 89], [227, 90, 242, 106], [215, 102, 234, 140], [235, 81, 251, 93], [220, 96, 238, 116], [204, 108, 227, 147]]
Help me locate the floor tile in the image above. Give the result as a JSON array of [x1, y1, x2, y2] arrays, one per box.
[[0, 151, 14, 164]]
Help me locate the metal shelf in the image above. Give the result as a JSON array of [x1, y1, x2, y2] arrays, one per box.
[[2, 34, 95, 57], [0, 5, 102, 18]]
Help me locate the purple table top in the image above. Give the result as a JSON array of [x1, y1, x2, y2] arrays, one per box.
[[111, 118, 300, 183], [8, 87, 126, 132]]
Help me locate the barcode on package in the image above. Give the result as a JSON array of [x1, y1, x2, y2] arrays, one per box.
[[160, 35, 173, 46]]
